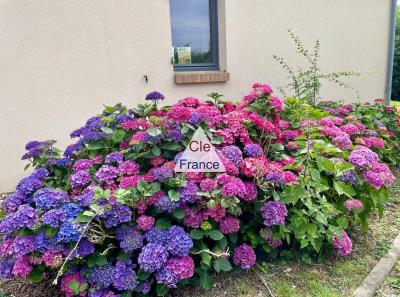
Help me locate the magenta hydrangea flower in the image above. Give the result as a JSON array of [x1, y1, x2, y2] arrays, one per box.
[[164, 256, 194, 280], [118, 160, 140, 176], [219, 217, 240, 234], [12, 256, 32, 277], [348, 146, 379, 169], [233, 244, 256, 269], [199, 178, 218, 192], [73, 159, 94, 172], [261, 201, 288, 226], [137, 215, 155, 231], [344, 199, 363, 211], [332, 230, 352, 256]]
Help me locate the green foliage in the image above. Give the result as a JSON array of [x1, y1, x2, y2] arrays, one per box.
[[274, 29, 360, 105]]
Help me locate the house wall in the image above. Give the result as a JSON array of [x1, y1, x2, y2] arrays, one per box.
[[0, 0, 392, 191]]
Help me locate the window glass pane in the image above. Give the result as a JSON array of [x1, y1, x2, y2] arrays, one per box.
[[170, 0, 212, 65]]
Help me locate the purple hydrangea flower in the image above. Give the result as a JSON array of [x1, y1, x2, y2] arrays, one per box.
[[333, 135, 352, 150], [349, 147, 379, 169], [0, 257, 14, 279], [117, 160, 140, 176], [0, 205, 37, 234], [95, 165, 118, 185], [156, 267, 178, 287], [31, 168, 49, 179], [244, 143, 264, 157], [105, 152, 124, 164], [144, 228, 168, 245], [145, 91, 165, 102], [33, 188, 70, 210], [73, 159, 94, 172], [241, 181, 258, 202], [333, 230, 352, 256], [264, 172, 286, 185], [261, 201, 288, 226], [62, 203, 82, 219], [102, 204, 132, 228], [42, 209, 66, 227], [16, 177, 43, 195], [56, 158, 73, 167], [165, 129, 184, 142], [221, 145, 243, 165], [69, 169, 91, 189], [89, 263, 115, 289], [178, 182, 200, 203], [155, 195, 179, 213], [113, 261, 138, 291], [138, 243, 169, 272], [233, 244, 256, 269], [10, 236, 35, 257], [152, 167, 174, 182], [166, 226, 193, 256], [74, 239, 95, 258], [2, 192, 26, 213], [74, 189, 94, 207], [116, 226, 144, 252], [338, 170, 359, 185]]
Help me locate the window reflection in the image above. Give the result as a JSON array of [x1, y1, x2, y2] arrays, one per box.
[[170, 0, 213, 65]]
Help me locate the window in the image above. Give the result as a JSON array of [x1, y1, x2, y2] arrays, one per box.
[[170, 0, 219, 71]]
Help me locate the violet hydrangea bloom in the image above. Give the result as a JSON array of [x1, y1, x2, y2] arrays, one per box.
[[42, 209, 66, 227], [89, 263, 115, 289], [102, 204, 132, 228], [156, 267, 178, 287], [117, 160, 140, 176], [145, 91, 165, 102], [2, 192, 26, 213], [144, 228, 169, 245], [155, 195, 180, 213], [69, 169, 92, 189], [332, 230, 352, 256], [0, 257, 14, 279], [166, 226, 193, 256], [338, 170, 359, 185], [178, 182, 200, 203], [152, 167, 174, 182], [105, 152, 124, 164], [95, 165, 118, 185], [116, 225, 144, 252], [221, 145, 243, 165], [233, 244, 256, 269], [33, 188, 70, 210], [113, 261, 138, 291], [10, 236, 35, 257], [261, 201, 288, 226], [244, 143, 264, 157], [16, 177, 43, 195], [73, 159, 94, 171], [138, 243, 169, 272], [348, 146, 379, 169], [0, 204, 38, 234]]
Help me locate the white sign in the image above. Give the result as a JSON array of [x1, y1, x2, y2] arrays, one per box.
[[175, 127, 226, 173]]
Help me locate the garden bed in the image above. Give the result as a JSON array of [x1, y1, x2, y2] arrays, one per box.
[[1, 170, 400, 297]]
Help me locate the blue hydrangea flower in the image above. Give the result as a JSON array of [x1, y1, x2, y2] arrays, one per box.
[[89, 263, 115, 289], [101, 204, 132, 228], [166, 226, 193, 256], [116, 226, 143, 252], [138, 243, 168, 272], [113, 261, 138, 291], [57, 221, 81, 243], [155, 195, 179, 213], [33, 188, 70, 210]]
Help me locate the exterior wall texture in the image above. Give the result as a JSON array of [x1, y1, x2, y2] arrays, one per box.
[[0, 0, 392, 191]]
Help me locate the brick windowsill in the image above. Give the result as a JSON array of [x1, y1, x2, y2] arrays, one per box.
[[174, 71, 230, 84]]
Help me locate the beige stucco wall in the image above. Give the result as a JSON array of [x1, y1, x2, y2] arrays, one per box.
[[0, 0, 392, 191]]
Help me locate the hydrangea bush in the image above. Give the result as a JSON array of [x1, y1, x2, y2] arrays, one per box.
[[0, 84, 399, 296]]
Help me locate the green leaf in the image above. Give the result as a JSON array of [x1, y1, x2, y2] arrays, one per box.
[[111, 129, 126, 143], [156, 218, 171, 229], [69, 280, 80, 294], [317, 157, 335, 173], [207, 230, 224, 241], [213, 258, 232, 273], [201, 253, 212, 267], [196, 268, 212, 290], [148, 128, 162, 137], [79, 283, 88, 293], [189, 229, 204, 240], [28, 266, 43, 283], [172, 208, 185, 220], [334, 181, 355, 198], [168, 189, 181, 202], [151, 146, 161, 156], [95, 255, 107, 267], [156, 284, 169, 296], [121, 292, 133, 297], [271, 143, 285, 151]]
